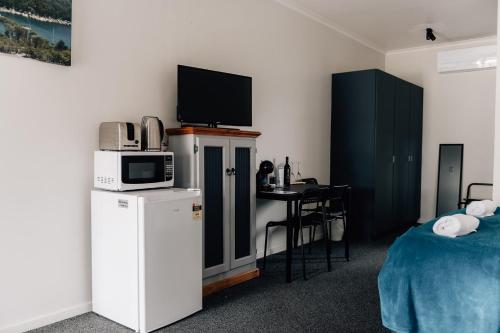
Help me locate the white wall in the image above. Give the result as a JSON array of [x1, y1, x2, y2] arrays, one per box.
[[386, 38, 497, 221], [0, 0, 384, 331]]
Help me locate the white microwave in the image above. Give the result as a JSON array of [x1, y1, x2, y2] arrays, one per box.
[[94, 151, 174, 191]]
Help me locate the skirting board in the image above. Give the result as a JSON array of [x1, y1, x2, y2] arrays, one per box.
[[203, 268, 260, 297], [0, 302, 91, 333]]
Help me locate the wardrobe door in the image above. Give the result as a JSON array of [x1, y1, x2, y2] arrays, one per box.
[[408, 85, 423, 223], [374, 71, 395, 237], [332, 70, 376, 239], [393, 79, 411, 227]]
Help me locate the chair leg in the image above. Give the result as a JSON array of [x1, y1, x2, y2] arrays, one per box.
[[312, 225, 316, 244], [345, 234, 350, 262], [308, 227, 313, 254], [328, 220, 332, 241], [341, 203, 349, 261], [300, 219, 306, 280], [263, 225, 269, 270], [323, 220, 331, 272], [343, 214, 349, 262]]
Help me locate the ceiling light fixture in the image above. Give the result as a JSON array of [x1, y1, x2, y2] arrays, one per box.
[[426, 28, 436, 41]]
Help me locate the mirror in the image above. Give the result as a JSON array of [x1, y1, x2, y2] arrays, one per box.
[[436, 144, 464, 217]]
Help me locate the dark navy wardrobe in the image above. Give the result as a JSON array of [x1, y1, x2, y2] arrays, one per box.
[[331, 69, 423, 239]]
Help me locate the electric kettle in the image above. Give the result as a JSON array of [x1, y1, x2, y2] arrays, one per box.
[[141, 116, 164, 151]]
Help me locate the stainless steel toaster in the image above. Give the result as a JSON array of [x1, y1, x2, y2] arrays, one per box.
[[99, 122, 141, 151]]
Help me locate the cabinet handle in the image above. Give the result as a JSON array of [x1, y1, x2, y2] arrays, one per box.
[[225, 168, 232, 176], [231, 168, 236, 176]]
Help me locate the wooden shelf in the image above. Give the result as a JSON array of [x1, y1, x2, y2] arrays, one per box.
[[166, 127, 261, 138]]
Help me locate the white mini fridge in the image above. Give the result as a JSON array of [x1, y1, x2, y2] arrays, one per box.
[[91, 188, 203, 333]]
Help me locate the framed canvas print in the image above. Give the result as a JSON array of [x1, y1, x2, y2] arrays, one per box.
[[0, 0, 71, 66]]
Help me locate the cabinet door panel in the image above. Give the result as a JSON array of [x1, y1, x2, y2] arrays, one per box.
[[393, 80, 410, 227], [198, 137, 230, 278], [408, 86, 423, 222], [234, 147, 251, 259], [374, 71, 395, 237], [230, 138, 256, 269], [204, 147, 224, 268]]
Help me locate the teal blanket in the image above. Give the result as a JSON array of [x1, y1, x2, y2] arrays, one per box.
[[378, 210, 500, 333]]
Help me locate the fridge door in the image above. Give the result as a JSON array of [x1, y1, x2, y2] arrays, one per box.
[[138, 190, 202, 333], [91, 190, 140, 332]]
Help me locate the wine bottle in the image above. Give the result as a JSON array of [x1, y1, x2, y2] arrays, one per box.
[[284, 156, 291, 187]]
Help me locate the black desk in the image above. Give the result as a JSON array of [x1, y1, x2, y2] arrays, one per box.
[[257, 184, 331, 282]]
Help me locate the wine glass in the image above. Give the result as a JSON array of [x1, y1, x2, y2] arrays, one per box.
[[291, 161, 296, 182], [297, 161, 302, 181]]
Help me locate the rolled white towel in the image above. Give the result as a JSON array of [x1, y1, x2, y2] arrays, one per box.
[[433, 214, 480, 238], [466, 200, 497, 217]]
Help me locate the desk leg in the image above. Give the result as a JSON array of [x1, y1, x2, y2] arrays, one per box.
[[286, 200, 293, 283], [323, 203, 332, 272], [293, 199, 300, 248]]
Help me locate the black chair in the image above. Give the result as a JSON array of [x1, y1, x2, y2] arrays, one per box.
[[297, 178, 322, 253], [263, 178, 321, 270], [458, 183, 493, 209], [326, 185, 351, 261], [296, 187, 330, 279], [262, 185, 330, 280], [263, 218, 287, 270], [307, 185, 351, 262], [300, 178, 319, 185]]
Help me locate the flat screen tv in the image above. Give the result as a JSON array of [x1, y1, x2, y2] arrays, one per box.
[[177, 65, 252, 127]]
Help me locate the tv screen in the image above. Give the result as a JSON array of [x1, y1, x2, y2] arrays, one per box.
[[177, 65, 252, 126]]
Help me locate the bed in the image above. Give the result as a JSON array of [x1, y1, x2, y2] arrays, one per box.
[[378, 209, 500, 333]]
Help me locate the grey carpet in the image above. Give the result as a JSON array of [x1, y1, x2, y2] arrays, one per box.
[[30, 239, 393, 333]]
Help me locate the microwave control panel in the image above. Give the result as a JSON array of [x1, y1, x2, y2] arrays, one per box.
[[165, 155, 173, 181]]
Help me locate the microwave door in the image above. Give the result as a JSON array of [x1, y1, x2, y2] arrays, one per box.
[[121, 155, 165, 185]]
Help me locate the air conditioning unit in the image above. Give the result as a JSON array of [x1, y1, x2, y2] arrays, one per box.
[[437, 45, 497, 73]]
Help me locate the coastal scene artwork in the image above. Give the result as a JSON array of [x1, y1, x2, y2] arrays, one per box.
[[0, 0, 71, 66]]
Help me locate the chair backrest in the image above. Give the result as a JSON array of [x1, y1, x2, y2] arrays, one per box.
[[299, 188, 324, 213], [465, 183, 493, 202], [328, 185, 351, 212], [299, 178, 318, 185], [329, 185, 349, 199]]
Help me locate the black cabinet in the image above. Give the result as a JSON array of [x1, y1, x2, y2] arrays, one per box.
[[331, 69, 423, 238]]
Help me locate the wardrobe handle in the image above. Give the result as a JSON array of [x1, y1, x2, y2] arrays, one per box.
[[231, 168, 236, 176], [225, 168, 232, 176]]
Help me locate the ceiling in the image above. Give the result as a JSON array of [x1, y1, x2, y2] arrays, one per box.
[[276, 0, 497, 53]]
